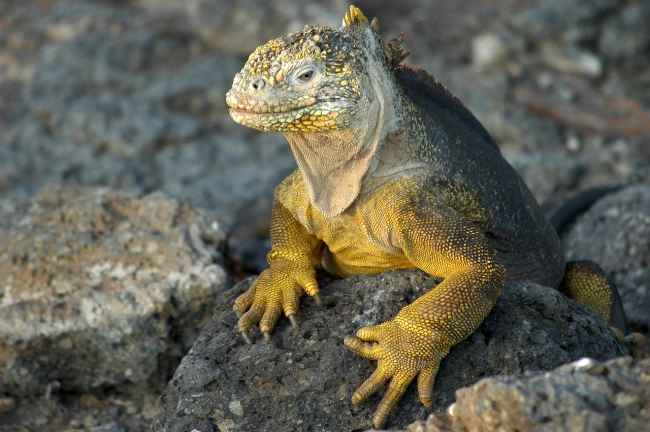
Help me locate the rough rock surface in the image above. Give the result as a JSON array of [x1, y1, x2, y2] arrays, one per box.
[[0, 0, 295, 228], [511, 0, 619, 41], [154, 271, 625, 431], [0, 186, 228, 397], [144, 0, 343, 55], [599, 2, 650, 62], [405, 357, 650, 432], [563, 184, 650, 333]]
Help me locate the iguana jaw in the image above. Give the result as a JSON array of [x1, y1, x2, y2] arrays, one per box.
[[226, 96, 354, 133]]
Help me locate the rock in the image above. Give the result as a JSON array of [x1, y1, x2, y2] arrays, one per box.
[[505, 133, 650, 209], [564, 184, 650, 332], [408, 357, 650, 432], [471, 33, 507, 69], [511, 0, 618, 43], [540, 44, 602, 78], [505, 150, 585, 205], [0, 388, 162, 431], [153, 132, 294, 228], [139, 0, 343, 55], [0, 0, 295, 227], [0, 397, 15, 415], [0, 186, 229, 397], [600, 2, 650, 62], [154, 271, 625, 431]]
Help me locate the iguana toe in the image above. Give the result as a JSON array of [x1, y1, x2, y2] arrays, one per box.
[[259, 303, 282, 334], [344, 336, 382, 361], [234, 264, 318, 342], [240, 330, 252, 345], [237, 304, 263, 333], [372, 371, 416, 429], [233, 284, 255, 315], [344, 318, 446, 428]]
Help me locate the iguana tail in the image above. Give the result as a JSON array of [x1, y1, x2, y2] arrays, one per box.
[[548, 186, 628, 334]]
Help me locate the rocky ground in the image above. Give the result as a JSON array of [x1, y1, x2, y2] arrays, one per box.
[[0, 0, 649, 431], [153, 274, 626, 432]]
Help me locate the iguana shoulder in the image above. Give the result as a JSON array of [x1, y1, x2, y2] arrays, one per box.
[[393, 64, 499, 151]]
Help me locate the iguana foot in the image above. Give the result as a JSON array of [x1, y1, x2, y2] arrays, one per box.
[[344, 319, 445, 429], [233, 262, 319, 341]]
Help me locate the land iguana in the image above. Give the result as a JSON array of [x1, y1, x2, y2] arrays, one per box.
[[225, 5, 627, 428]]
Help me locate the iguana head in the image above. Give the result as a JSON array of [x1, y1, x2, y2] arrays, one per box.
[[226, 6, 394, 133], [226, 6, 409, 216]]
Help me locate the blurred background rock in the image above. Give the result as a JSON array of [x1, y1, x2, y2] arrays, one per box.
[[0, 0, 648, 430]]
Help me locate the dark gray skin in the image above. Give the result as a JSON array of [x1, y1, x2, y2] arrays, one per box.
[[384, 66, 624, 331], [373, 66, 565, 288]]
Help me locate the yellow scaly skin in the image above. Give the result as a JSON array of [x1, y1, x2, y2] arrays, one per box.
[[226, 5, 623, 428]]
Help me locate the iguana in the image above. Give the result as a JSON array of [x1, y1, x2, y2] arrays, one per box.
[[225, 5, 627, 428]]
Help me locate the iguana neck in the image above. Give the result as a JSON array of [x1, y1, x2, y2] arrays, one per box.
[[283, 84, 429, 217], [281, 33, 424, 218]]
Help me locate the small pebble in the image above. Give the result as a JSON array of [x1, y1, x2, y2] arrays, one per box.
[[228, 400, 244, 417], [472, 33, 507, 69], [0, 397, 16, 414]]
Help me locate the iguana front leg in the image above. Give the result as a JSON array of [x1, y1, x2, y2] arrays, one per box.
[[344, 205, 505, 428], [234, 199, 322, 341]]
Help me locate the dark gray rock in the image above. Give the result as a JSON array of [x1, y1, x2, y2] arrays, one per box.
[[0, 3, 295, 227], [154, 271, 625, 431], [564, 184, 650, 332], [0, 186, 228, 397], [600, 2, 650, 62], [511, 0, 618, 43], [139, 0, 343, 55], [153, 132, 294, 228]]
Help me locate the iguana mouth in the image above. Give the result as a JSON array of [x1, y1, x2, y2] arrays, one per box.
[[225, 89, 318, 115], [228, 105, 312, 116], [227, 103, 319, 132], [227, 102, 315, 115], [226, 97, 347, 116]]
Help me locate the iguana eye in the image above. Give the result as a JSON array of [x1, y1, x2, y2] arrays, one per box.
[[296, 69, 315, 82]]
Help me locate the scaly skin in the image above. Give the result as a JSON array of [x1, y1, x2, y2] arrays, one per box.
[[226, 5, 624, 428]]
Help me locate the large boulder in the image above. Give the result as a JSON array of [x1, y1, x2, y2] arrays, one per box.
[[0, 186, 228, 397], [407, 356, 650, 432], [154, 270, 625, 431], [563, 184, 650, 332]]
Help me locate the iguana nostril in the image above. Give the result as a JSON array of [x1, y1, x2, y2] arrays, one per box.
[[251, 78, 266, 91]]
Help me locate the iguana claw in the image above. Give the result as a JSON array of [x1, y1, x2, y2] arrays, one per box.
[[240, 330, 252, 344]]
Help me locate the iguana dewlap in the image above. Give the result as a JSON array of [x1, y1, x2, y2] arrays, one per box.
[[225, 5, 625, 428]]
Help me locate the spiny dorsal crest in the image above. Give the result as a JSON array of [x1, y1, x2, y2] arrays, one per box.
[[385, 33, 410, 67], [342, 4, 410, 68], [341, 4, 369, 28]]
